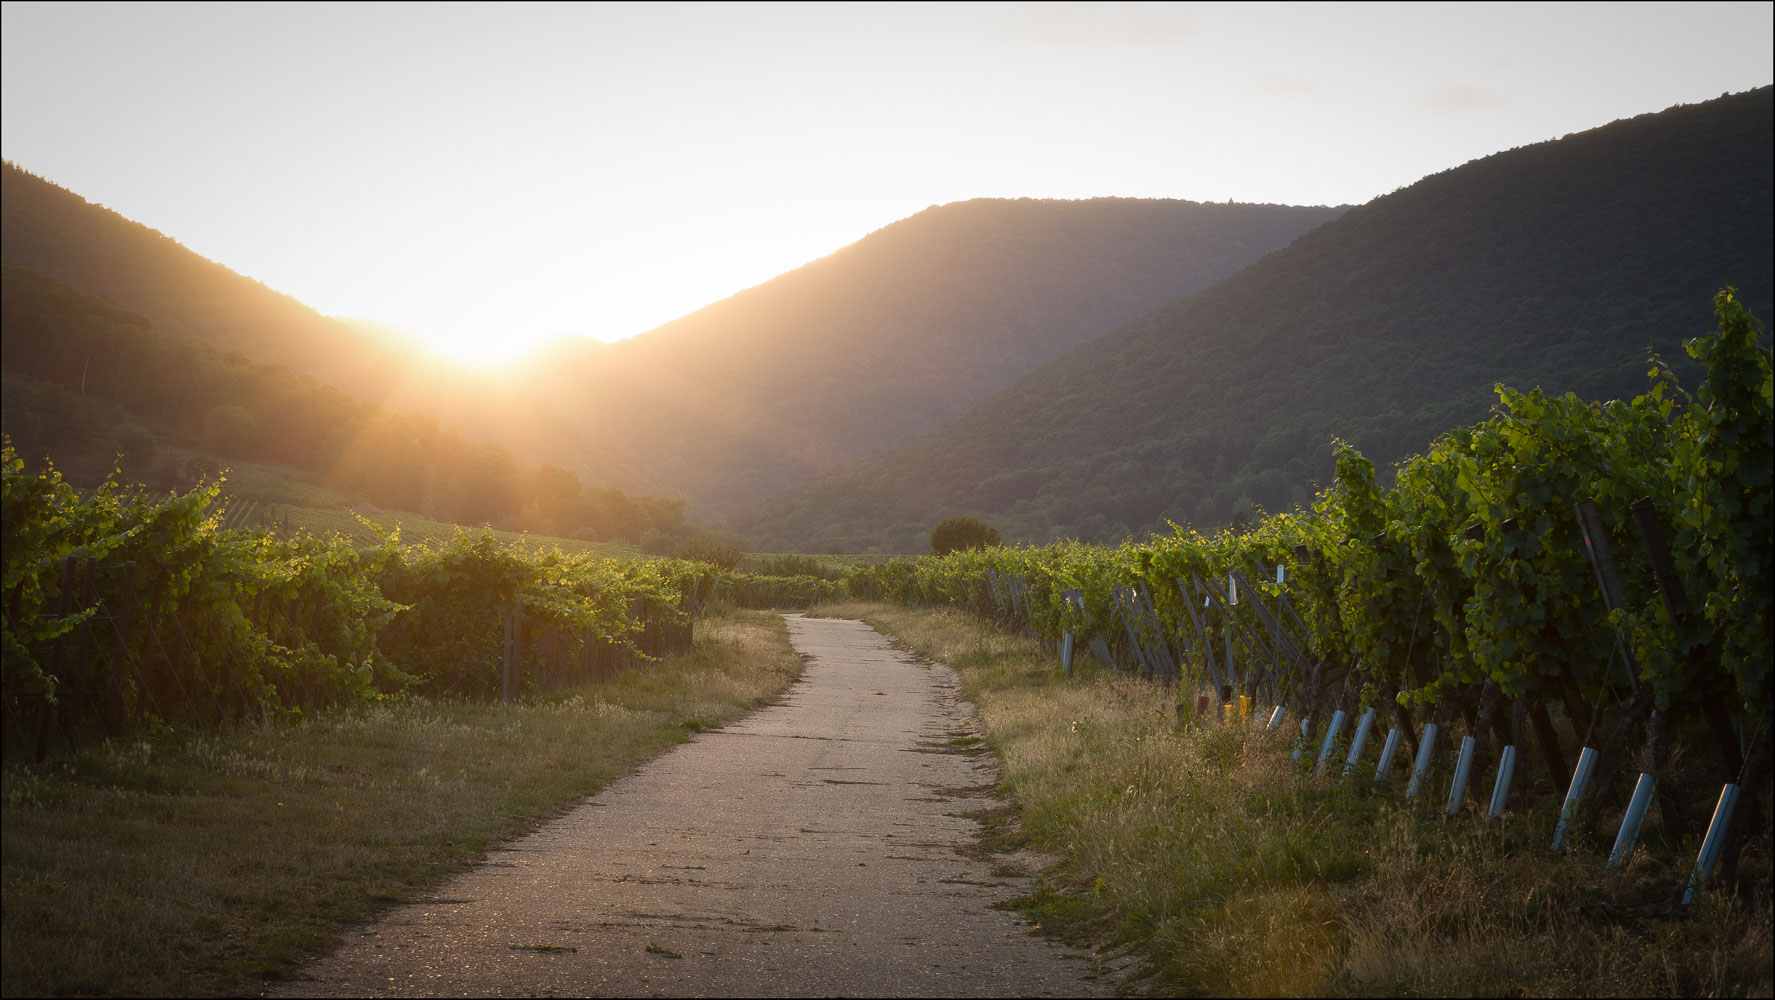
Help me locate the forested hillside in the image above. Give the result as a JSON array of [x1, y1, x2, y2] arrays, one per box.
[[740, 88, 1775, 552], [543, 197, 1345, 516], [0, 162, 643, 487], [0, 262, 686, 542], [0, 164, 403, 397], [2, 165, 1342, 515]]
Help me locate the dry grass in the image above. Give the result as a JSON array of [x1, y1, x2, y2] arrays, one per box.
[[1, 610, 802, 997], [844, 603, 1773, 998]]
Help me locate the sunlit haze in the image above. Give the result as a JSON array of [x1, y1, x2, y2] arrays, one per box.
[[3, 2, 1771, 364]]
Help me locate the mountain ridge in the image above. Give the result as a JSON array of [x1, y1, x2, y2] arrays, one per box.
[[541, 195, 1347, 515], [736, 88, 1775, 552], [3, 164, 1344, 516], [0, 161, 652, 488], [1, 162, 396, 394]]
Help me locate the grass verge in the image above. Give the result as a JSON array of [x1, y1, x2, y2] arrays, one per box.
[[1, 610, 801, 997], [820, 601, 1774, 997]]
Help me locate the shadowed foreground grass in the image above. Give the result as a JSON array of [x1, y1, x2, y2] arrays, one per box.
[[1, 611, 802, 997], [817, 602, 1774, 997]]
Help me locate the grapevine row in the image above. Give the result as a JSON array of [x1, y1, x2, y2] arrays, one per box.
[[1, 455, 716, 755], [848, 290, 1770, 872]]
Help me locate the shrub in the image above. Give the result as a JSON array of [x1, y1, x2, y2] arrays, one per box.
[[930, 515, 1001, 556]]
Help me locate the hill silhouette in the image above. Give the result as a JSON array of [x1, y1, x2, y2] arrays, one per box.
[[0, 163, 403, 398], [737, 88, 1775, 552], [538, 197, 1345, 516], [2, 166, 1341, 516], [0, 162, 644, 487]]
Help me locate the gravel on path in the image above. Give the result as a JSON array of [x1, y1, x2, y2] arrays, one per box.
[[271, 614, 1109, 998]]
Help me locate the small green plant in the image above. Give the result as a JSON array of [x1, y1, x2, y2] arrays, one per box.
[[643, 942, 682, 959]]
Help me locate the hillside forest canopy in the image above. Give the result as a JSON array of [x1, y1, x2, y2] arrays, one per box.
[[734, 87, 1775, 553]]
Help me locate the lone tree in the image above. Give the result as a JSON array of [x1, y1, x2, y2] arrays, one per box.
[[930, 515, 1001, 556]]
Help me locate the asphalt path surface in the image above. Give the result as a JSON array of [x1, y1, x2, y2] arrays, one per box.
[[273, 614, 1108, 997]]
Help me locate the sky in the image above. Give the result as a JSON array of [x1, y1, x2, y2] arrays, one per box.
[[3, 2, 1772, 363]]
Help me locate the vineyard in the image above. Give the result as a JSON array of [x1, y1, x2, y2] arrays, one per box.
[[2, 454, 876, 763], [1, 456, 716, 756], [5, 289, 1768, 907], [849, 291, 1772, 900]]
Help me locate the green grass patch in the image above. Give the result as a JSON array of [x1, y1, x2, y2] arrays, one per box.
[[2, 611, 800, 996], [849, 603, 1773, 997]]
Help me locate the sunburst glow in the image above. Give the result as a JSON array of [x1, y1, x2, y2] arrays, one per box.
[[3, 4, 1770, 362]]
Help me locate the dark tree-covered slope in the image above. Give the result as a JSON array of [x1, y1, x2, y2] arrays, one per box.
[[546, 197, 1345, 515], [739, 88, 1775, 553], [0, 163, 402, 397], [0, 162, 643, 486]]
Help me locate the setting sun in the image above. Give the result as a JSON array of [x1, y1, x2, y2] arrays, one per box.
[[8, 4, 1769, 363]]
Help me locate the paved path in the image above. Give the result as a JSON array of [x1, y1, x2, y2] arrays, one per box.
[[274, 615, 1107, 997]]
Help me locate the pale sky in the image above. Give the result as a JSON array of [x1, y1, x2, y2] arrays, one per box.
[[4, 2, 1772, 362]]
